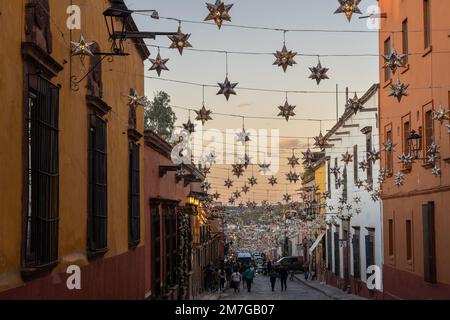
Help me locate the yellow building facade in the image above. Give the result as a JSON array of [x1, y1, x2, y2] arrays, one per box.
[[0, 0, 148, 298]]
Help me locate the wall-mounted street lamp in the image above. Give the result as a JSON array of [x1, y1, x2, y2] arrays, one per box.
[[407, 130, 422, 160], [103, 1, 176, 55]]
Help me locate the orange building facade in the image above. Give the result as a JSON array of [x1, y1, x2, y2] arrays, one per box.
[[0, 0, 148, 299], [379, 0, 450, 299]]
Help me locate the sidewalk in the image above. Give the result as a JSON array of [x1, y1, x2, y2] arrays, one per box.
[[294, 275, 365, 300]]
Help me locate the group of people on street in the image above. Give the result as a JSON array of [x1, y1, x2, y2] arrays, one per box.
[[203, 256, 316, 296], [203, 260, 256, 294]]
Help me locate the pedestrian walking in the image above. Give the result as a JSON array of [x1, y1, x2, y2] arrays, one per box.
[[243, 266, 255, 293], [205, 263, 213, 291], [213, 268, 220, 292], [279, 267, 288, 291], [231, 268, 241, 293], [266, 260, 272, 275], [303, 261, 310, 280], [219, 269, 226, 292], [269, 269, 278, 291], [225, 263, 232, 289]]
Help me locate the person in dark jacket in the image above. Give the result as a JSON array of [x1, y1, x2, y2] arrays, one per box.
[[269, 269, 278, 291], [266, 260, 272, 275], [279, 267, 288, 291]]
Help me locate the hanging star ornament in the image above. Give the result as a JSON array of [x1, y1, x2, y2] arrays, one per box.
[[286, 171, 300, 184], [355, 179, 364, 188], [346, 93, 364, 114], [204, 0, 233, 29], [433, 105, 450, 123], [283, 193, 292, 203], [330, 166, 341, 176], [149, 52, 169, 77], [277, 99, 296, 122], [228, 196, 235, 205], [201, 181, 212, 192], [224, 178, 234, 189], [394, 171, 405, 187], [273, 45, 297, 72], [389, 78, 409, 102], [248, 175, 258, 187], [334, 0, 362, 22], [367, 149, 381, 164], [287, 152, 300, 168], [268, 176, 278, 187], [341, 151, 353, 165], [231, 164, 245, 178], [233, 190, 241, 199], [182, 119, 195, 133], [371, 190, 381, 202], [217, 77, 238, 101], [359, 160, 370, 172], [383, 48, 407, 74], [383, 139, 398, 152], [168, 26, 192, 55], [353, 196, 361, 204], [336, 177, 345, 189], [212, 191, 221, 200], [71, 35, 94, 57], [431, 166, 441, 176], [236, 129, 251, 144], [128, 90, 145, 106], [195, 105, 213, 125], [314, 132, 328, 150], [309, 60, 329, 85], [241, 184, 250, 194], [258, 162, 271, 175], [398, 153, 415, 167]]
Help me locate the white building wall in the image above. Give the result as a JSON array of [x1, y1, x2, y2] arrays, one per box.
[[324, 87, 384, 290]]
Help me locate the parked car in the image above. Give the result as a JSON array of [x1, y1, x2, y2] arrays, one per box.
[[237, 252, 253, 265], [272, 256, 304, 271]]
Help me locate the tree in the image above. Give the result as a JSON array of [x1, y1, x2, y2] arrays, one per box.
[[144, 91, 177, 142]]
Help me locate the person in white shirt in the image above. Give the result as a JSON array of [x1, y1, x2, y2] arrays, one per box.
[[231, 269, 241, 293]]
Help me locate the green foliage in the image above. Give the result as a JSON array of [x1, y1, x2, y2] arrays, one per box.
[[144, 91, 177, 142]]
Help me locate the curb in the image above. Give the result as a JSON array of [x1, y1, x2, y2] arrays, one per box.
[[294, 275, 339, 300]]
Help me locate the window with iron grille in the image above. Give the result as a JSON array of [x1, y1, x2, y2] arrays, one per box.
[[353, 145, 358, 183], [365, 130, 373, 185], [334, 231, 340, 276], [424, 110, 434, 157], [422, 202, 436, 283], [163, 205, 177, 288], [352, 229, 361, 280], [327, 229, 332, 271], [151, 205, 161, 298], [384, 37, 392, 81], [88, 115, 108, 254], [365, 230, 375, 279], [128, 143, 141, 246], [24, 74, 60, 269], [402, 19, 409, 63], [386, 130, 394, 174], [342, 166, 348, 201]]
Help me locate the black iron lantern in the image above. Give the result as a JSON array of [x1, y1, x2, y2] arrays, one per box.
[[103, 1, 174, 55], [407, 130, 422, 159]]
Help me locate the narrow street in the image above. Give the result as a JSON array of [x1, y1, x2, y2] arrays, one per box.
[[200, 274, 363, 300]]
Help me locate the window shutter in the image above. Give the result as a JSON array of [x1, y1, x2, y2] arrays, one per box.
[[352, 234, 360, 279], [423, 202, 436, 283]]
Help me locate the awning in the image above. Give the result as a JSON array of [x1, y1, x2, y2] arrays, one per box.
[[309, 232, 325, 255]]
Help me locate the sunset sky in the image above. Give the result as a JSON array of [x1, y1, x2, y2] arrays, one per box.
[[127, 0, 380, 204]]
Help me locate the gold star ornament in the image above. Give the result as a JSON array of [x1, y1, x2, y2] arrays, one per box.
[[168, 26, 192, 55], [217, 76, 238, 100], [204, 0, 233, 29], [273, 45, 297, 72], [334, 0, 362, 22], [149, 52, 169, 77], [195, 105, 213, 125]]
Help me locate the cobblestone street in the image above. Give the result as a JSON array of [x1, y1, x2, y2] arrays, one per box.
[[199, 274, 364, 300]]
